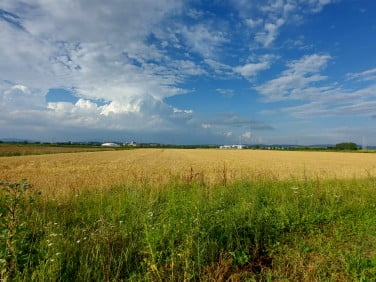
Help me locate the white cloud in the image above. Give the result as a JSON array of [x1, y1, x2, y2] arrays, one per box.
[[304, 0, 334, 13], [44, 94, 197, 132], [181, 24, 227, 58], [171, 60, 207, 77], [216, 88, 235, 97], [15, 0, 183, 44], [234, 61, 271, 79], [246, 18, 263, 28], [255, 18, 285, 47], [2, 0, 370, 146], [287, 53, 331, 74], [242, 131, 252, 139], [257, 59, 376, 120], [347, 68, 376, 82], [1, 0, 210, 140], [256, 54, 331, 101], [100, 101, 141, 116], [204, 59, 233, 76], [234, 0, 334, 47], [1, 84, 45, 110]]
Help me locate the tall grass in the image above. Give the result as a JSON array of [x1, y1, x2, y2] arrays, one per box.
[[1, 176, 376, 281]]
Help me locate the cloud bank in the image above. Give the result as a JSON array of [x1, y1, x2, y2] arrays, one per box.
[[1, 0, 375, 145]]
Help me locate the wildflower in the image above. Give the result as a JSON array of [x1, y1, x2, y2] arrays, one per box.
[[56, 253, 61, 256], [76, 240, 81, 244], [48, 243, 53, 247]]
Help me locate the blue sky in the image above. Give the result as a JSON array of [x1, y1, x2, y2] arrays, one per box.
[[1, 0, 376, 145]]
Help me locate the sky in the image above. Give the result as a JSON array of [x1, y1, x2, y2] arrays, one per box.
[[1, 0, 376, 145]]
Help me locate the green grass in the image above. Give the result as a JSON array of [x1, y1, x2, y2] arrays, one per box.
[[1, 177, 376, 281]]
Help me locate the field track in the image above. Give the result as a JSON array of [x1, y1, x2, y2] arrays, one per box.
[[1, 149, 375, 196]]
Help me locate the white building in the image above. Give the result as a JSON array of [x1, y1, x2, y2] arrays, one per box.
[[101, 142, 120, 147], [219, 144, 245, 149]]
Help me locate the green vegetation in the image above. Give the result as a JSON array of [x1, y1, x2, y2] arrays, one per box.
[[1, 177, 376, 281], [335, 142, 359, 151], [0, 143, 124, 157]]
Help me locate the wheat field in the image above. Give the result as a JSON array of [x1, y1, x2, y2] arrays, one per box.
[[1, 149, 375, 197]]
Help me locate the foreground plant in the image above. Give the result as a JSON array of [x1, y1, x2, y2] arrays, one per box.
[[0, 179, 40, 280], [1, 176, 376, 281]]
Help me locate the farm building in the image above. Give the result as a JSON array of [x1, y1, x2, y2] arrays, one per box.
[[128, 141, 137, 146], [101, 142, 120, 147], [219, 145, 246, 149]]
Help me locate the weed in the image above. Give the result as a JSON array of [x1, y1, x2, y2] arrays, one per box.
[[0, 179, 40, 280]]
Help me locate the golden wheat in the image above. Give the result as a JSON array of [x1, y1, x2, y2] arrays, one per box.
[[1, 149, 375, 197]]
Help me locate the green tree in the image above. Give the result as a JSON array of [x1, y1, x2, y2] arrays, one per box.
[[335, 142, 358, 150]]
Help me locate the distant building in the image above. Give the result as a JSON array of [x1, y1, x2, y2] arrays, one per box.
[[219, 144, 245, 149], [232, 144, 246, 149], [101, 142, 120, 147], [220, 145, 232, 149], [128, 141, 137, 146]]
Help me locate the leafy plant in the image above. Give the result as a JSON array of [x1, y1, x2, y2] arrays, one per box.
[[0, 179, 40, 279]]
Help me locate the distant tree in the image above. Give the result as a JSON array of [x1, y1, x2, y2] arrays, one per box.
[[335, 142, 358, 150]]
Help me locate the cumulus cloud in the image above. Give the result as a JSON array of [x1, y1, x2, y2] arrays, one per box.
[[0, 0, 209, 139], [1, 84, 45, 110]]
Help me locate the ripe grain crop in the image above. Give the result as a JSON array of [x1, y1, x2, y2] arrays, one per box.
[[1, 149, 375, 197], [1, 149, 376, 280]]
